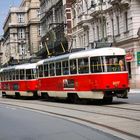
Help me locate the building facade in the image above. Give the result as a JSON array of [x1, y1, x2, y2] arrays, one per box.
[[39, 0, 70, 57], [1, 0, 140, 88], [70, 0, 140, 88], [0, 37, 3, 66], [2, 0, 40, 65]]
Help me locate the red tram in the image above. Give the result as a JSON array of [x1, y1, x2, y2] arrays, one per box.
[[0, 63, 38, 98], [37, 47, 130, 103]]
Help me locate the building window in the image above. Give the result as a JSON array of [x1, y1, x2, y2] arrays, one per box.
[[19, 43, 26, 56], [37, 9, 40, 19], [104, 19, 107, 39], [86, 30, 89, 47], [124, 12, 128, 32], [111, 18, 114, 38], [18, 28, 25, 39], [39, 42, 43, 50], [97, 26, 99, 41], [17, 13, 25, 23], [92, 27, 95, 41], [38, 25, 41, 36], [116, 16, 120, 35]]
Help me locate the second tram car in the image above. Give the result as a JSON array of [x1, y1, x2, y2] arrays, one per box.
[[0, 63, 38, 98], [37, 47, 129, 103]]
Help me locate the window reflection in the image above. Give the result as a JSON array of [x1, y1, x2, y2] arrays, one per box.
[[90, 56, 126, 73]]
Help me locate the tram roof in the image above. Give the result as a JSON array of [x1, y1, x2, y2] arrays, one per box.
[[38, 47, 126, 64], [1, 63, 37, 72], [15, 63, 37, 69]]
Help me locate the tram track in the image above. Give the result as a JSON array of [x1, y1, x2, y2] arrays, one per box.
[[1, 97, 140, 111], [0, 98, 140, 140], [0, 101, 140, 140], [104, 104, 140, 112], [0, 98, 140, 122]]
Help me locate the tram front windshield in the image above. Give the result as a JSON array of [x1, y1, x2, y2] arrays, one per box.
[[90, 55, 126, 73]]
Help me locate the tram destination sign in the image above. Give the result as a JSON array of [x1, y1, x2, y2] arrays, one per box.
[[94, 42, 112, 48], [137, 52, 140, 66]]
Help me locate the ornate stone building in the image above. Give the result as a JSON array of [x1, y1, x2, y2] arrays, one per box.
[[71, 0, 140, 88], [0, 37, 3, 66], [2, 0, 40, 65], [39, 0, 73, 57]]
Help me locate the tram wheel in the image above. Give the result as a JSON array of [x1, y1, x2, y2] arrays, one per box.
[[67, 93, 80, 104], [2, 92, 6, 98], [103, 97, 113, 104], [15, 92, 20, 99], [41, 92, 49, 100]]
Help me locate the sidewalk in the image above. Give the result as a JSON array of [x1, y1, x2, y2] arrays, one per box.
[[129, 89, 140, 94]]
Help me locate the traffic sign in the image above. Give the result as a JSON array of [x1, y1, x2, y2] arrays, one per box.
[[137, 52, 140, 66]]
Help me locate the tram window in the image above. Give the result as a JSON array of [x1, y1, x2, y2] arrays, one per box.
[[70, 59, 77, 74], [0, 73, 2, 81], [26, 69, 32, 79], [104, 56, 126, 72], [5, 72, 8, 81], [1, 73, 3, 81], [20, 69, 25, 79], [49, 63, 55, 76], [39, 65, 43, 77], [2, 72, 4, 81], [8, 71, 10, 80], [62, 61, 69, 75], [32, 69, 37, 79], [0, 73, 1, 81], [90, 57, 102, 73], [12, 71, 15, 80], [44, 64, 49, 77], [78, 58, 89, 74], [15, 70, 19, 80], [3, 72, 6, 81], [56, 62, 61, 76], [9, 71, 11, 80], [36, 67, 39, 78], [6, 72, 9, 80], [3, 72, 5, 81], [0, 74, 2, 81], [4, 72, 6, 81]]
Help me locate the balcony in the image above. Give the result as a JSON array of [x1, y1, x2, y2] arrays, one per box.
[[109, 0, 130, 6], [109, 0, 121, 5], [9, 22, 27, 27], [10, 7, 28, 12], [77, 14, 92, 26], [89, 5, 102, 17], [121, 0, 130, 6]]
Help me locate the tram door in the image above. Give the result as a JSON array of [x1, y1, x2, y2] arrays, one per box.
[[127, 62, 131, 79]]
